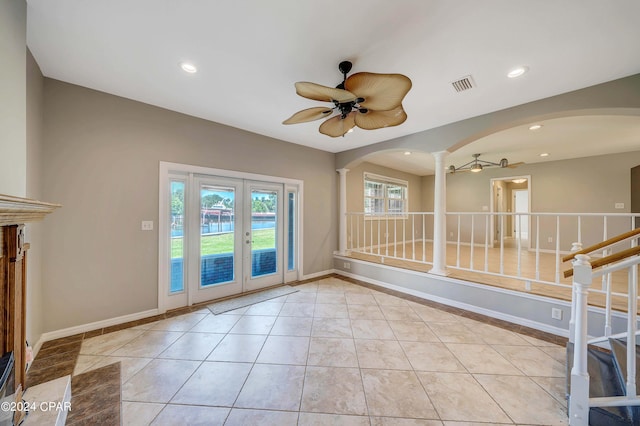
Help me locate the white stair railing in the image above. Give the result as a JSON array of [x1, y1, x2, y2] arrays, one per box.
[[568, 250, 640, 425], [345, 211, 639, 299]]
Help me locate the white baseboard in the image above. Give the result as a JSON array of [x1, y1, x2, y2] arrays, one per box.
[[301, 269, 337, 281], [34, 268, 339, 354], [33, 308, 160, 357], [336, 269, 569, 338]]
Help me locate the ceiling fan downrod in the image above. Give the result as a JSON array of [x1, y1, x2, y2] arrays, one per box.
[[335, 61, 367, 118], [338, 60, 352, 82]]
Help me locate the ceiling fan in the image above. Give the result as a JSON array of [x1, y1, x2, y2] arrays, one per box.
[[283, 61, 412, 137], [448, 153, 524, 173]]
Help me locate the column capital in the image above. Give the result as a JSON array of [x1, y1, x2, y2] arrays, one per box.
[[430, 151, 450, 160], [336, 168, 350, 175]]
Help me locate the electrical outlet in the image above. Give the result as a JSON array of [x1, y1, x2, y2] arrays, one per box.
[[141, 220, 154, 231], [615, 202, 624, 209], [547, 237, 553, 243], [449, 232, 453, 238], [551, 308, 562, 320], [343, 262, 351, 270]]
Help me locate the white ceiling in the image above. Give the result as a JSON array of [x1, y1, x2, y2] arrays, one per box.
[[26, 0, 640, 174]]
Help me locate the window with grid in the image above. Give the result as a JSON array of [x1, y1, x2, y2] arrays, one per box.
[[364, 173, 408, 218]]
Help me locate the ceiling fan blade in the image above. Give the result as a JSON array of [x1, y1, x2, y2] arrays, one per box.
[[295, 82, 357, 103], [344, 72, 412, 111], [283, 107, 334, 125], [319, 112, 356, 137], [507, 162, 525, 168], [354, 105, 407, 130]]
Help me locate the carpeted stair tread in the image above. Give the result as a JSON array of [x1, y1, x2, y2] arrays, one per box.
[[567, 342, 634, 425]]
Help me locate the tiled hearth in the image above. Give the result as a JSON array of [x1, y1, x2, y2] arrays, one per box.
[[27, 275, 569, 425]]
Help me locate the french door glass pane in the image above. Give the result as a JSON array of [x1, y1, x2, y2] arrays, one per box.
[[287, 192, 295, 271], [170, 180, 185, 293], [200, 185, 235, 287], [251, 189, 277, 277]]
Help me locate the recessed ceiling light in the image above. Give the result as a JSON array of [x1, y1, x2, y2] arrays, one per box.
[[529, 124, 543, 131], [507, 66, 528, 78], [540, 152, 549, 157], [180, 62, 197, 74], [403, 151, 412, 156]]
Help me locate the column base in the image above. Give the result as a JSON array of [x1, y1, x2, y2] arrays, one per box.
[[428, 267, 450, 277]]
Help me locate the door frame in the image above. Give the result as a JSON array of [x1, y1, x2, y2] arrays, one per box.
[[489, 175, 531, 249], [158, 161, 304, 313]]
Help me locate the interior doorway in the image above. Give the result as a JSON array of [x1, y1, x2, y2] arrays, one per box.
[[490, 176, 531, 249]]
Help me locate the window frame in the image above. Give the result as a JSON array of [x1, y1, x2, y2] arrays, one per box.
[[363, 172, 409, 220]]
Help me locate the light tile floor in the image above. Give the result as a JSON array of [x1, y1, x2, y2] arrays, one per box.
[[73, 277, 569, 425]]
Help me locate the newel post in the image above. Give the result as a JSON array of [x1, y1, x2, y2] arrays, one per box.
[[569, 253, 592, 426], [568, 242, 583, 343]]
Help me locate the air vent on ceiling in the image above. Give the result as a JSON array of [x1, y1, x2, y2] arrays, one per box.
[[451, 75, 475, 92]]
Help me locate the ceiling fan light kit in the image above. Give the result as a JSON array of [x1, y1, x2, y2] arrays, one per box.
[[448, 153, 523, 174], [283, 61, 412, 137]]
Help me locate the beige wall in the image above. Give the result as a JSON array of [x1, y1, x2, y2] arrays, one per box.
[[346, 161, 423, 213], [0, 0, 27, 196], [419, 151, 640, 249], [345, 162, 424, 248], [41, 79, 337, 331], [1, 0, 44, 349], [26, 50, 46, 347]]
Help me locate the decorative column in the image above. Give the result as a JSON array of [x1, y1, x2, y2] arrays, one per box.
[[337, 168, 349, 255], [430, 151, 449, 276]]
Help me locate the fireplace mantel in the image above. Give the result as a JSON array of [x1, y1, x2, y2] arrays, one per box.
[[0, 194, 61, 226], [1, 194, 60, 416]]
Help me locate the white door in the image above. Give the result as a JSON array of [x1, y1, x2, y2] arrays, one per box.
[[513, 189, 529, 239], [243, 181, 284, 292], [162, 171, 289, 309], [189, 176, 244, 304]]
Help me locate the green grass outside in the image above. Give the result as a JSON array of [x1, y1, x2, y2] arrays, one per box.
[[171, 228, 275, 258]]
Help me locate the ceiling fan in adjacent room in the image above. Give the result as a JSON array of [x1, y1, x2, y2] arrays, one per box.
[[283, 61, 412, 137], [448, 153, 524, 173]]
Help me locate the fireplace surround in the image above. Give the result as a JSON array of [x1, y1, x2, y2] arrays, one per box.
[[0, 194, 59, 423]]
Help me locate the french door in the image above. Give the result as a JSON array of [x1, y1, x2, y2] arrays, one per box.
[[161, 165, 299, 311], [243, 181, 284, 292]]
